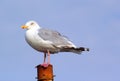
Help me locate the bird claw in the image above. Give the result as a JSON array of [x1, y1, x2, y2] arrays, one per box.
[[41, 63, 50, 67]]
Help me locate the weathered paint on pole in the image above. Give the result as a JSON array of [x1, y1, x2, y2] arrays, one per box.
[[36, 64, 54, 81]]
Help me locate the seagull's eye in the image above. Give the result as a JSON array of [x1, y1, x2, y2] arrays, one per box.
[[30, 23, 34, 25]]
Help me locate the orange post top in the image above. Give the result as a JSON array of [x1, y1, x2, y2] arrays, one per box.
[[36, 64, 54, 81]]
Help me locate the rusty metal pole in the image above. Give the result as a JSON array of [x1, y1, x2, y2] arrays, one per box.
[[36, 64, 54, 81]]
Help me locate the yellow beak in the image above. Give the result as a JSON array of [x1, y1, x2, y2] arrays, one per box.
[[21, 25, 28, 29]]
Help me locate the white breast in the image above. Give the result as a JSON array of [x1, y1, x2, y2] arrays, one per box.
[[25, 29, 58, 53]]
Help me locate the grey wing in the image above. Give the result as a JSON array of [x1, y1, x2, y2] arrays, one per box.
[[37, 28, 76, 48]]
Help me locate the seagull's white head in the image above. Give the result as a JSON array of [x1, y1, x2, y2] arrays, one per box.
[[21, 21, 40, 30]]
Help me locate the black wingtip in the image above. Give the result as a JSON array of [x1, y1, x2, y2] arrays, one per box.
[[86, 48, 89, 51], [77, 47, 89, 51]]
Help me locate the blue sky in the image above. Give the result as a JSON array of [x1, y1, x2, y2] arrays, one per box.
[[0, 0, 120, 81]]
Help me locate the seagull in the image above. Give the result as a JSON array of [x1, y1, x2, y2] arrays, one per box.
[[21, 20, 89, 67]]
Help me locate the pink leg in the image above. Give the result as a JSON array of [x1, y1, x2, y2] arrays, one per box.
[[43, 52, 46, 64], [47, 50, 50, 64], [41, 52, 48, 67], [41, 50, 51, 67]]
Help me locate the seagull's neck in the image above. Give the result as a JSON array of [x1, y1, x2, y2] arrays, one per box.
[[31, 27, 40, 31], [26, 27, 40, 35]]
